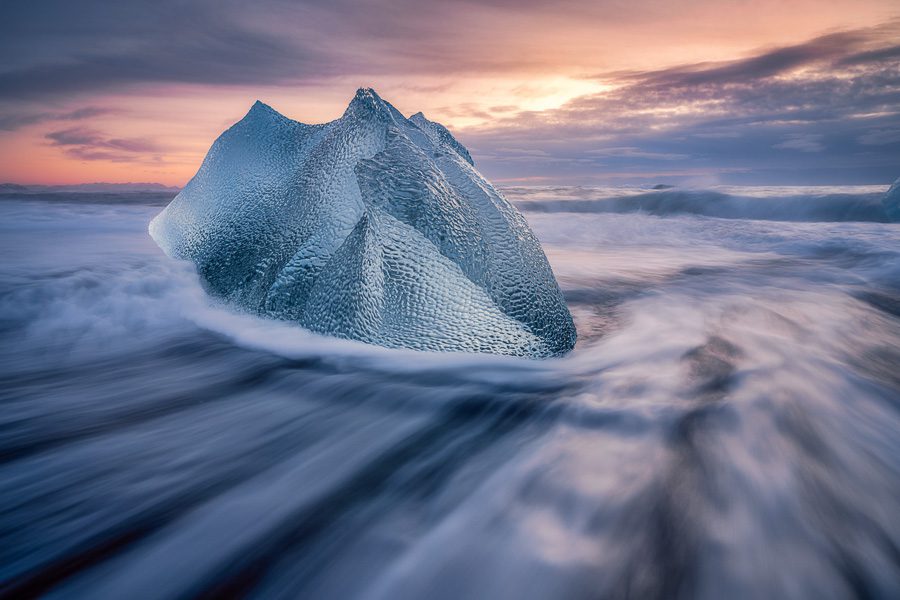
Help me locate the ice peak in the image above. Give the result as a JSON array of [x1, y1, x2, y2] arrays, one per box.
[[344, 87, 395, 122], [244, 100, 287, 123], [354, 87, 382, 102], [349, 87, 383, 109]]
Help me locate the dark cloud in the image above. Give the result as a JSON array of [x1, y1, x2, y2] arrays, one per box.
[[0, 106, 115, 131], [463, 22, 900, 184], [45, 126, 161, 162], [840, 44, 900, 66], [772, 134, 826, 153], [10, 0, 879, 101], [0, 0, 565, 100], [0, 1, 335, 100], [0, 113, 47, 131], [626, 30, 863, 87]]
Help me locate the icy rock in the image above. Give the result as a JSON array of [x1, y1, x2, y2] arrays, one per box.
[[150, 88, 576, 357]]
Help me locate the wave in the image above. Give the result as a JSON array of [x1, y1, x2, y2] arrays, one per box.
[[511, 186, 896, 222], [2, 196, 900, 597], [0, 190, 175, 206]]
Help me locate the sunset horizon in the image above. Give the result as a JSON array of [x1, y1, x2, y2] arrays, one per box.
[[2, 1, 898, 187]]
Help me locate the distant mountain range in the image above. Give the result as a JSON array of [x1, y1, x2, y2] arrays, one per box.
[[0, 182, 180, 193]]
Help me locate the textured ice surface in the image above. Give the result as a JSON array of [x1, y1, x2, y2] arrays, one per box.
[[150, 89, 575, 357]]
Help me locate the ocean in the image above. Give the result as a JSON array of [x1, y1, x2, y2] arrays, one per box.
[[1, 185, 898, 598]]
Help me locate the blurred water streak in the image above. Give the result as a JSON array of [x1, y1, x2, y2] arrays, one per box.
[[1, 188, 898, 599]]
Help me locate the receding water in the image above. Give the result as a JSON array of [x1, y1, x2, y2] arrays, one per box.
[[1, 187, 898, 599]]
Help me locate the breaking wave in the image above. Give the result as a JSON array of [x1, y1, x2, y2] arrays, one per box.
[[508, 184, 895, 222]]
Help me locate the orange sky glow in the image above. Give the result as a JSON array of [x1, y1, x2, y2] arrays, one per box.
[[1, 0, 898, 186]]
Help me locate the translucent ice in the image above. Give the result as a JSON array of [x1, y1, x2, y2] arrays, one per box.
[[150, 88, 576, 357]]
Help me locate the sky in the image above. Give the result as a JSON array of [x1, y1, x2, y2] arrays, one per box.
[[0, 0, 898, 186]]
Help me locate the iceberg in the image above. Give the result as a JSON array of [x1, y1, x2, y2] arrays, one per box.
[[150, 88, 576, 357]]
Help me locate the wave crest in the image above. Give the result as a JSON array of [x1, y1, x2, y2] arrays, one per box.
[[512, 185, 896, 222]]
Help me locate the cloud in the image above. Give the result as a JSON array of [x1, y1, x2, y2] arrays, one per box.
[[0, 106, 115, 131], [0, 1, 334, 100], [45, 126, 161, 162], [0, 0, 575, 100], [773, 134, 826, 152], [616, 32, 855, 88], [460, 21, 900, 184], [858, 128, 900, 145], [586, 147, 690, 160], [3, 1, 896, 100], [1, 1, 897, 183]]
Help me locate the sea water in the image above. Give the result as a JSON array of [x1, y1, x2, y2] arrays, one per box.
[[1, 186, 898, 598]]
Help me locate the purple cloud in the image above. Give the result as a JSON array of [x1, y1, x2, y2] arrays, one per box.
[[45, 127, 161, 162], [461, 22, 900, 184]]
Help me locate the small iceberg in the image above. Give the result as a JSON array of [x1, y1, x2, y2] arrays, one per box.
[[150, 89, 576, 357]]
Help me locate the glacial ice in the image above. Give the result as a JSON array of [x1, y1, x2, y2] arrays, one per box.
[[150, 88, 576, 357]]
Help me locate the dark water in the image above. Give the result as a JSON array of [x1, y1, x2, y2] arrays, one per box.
[[1, 188, 899, 599]]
